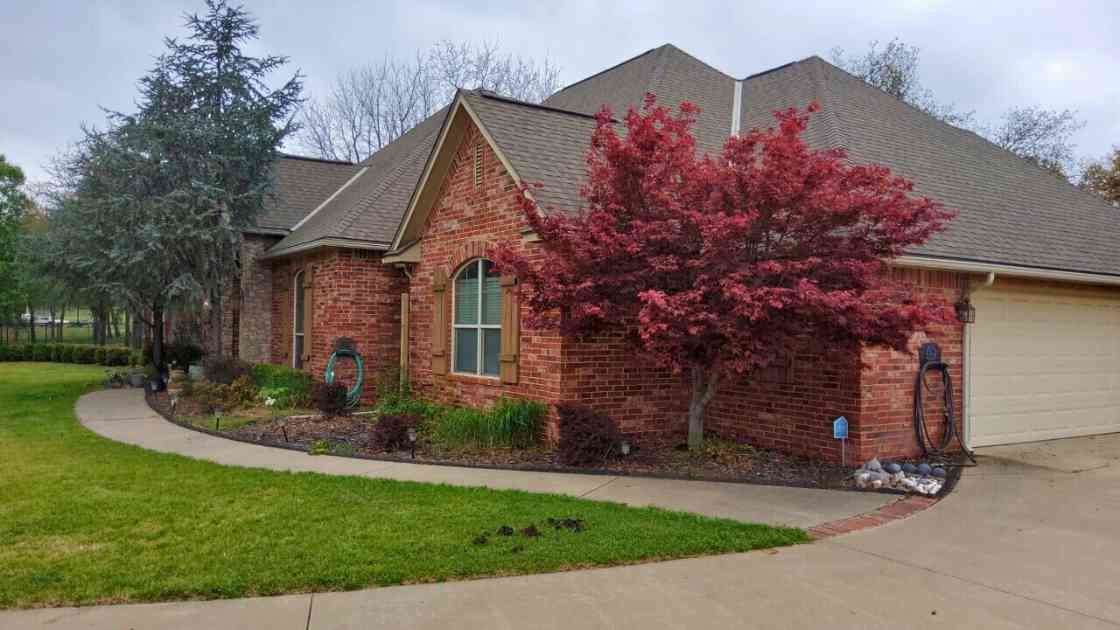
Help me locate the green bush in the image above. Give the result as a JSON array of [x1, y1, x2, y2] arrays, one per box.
[[22, 344, 33, 361], [129, 351, 142, 367], [259, 386, 294, 408], [32, 345, 51, 361], [105, 347, 131, 366], [59, 345, 76, 363], [0, 345, 9, 361], [251, 363, 313, 406], [429, 397, 546, 449], [74, 346, 96, 364], [49, 344, 63, 362], [376, 396, 443, 421]]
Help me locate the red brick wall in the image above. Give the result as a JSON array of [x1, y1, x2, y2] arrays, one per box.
[[270, 247, 406, 401], [406, 121, 564, 418], [856, 268, 965, 462]]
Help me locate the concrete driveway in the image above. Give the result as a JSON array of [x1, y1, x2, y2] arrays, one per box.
[[4, 434, 1119, 629]]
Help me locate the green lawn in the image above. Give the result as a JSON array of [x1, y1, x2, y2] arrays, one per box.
[[0, 363, 808, 609]]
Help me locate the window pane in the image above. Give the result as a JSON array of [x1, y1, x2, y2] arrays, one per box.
[[483, 329, 501, 376], [293, 335, 304, 369], [454, 261, 479, 325], [294, 272, 305, 333], [454, 328, 478, 373], [481, 261, 502, 325]]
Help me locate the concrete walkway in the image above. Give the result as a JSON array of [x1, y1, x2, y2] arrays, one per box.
[[9, 393, 1118, 628], [72, 389, 891, 528]]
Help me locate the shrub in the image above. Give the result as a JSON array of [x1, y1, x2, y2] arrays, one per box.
[[203, 356, 252, 385], [0, 345, 9, 361], [165, 343, 204, 370], [430, 398, 546, 449], [258, 386, 291, 407], [22, 344, 34, 361], [74, 346, 96, 364], [191, 382, 235, 412], [31, 344, 50, 361], [556, 403, 621, 466], [375, 396, 443, 422], [251, 363, 313, 405], [59, 345, 75, 363], [370, 413, 419, 451], [49, 344, 63, 362], [94, 347, 108, 365], [229, 375, 258, 407], [312, 381, 349, 417], [106, 346, 131, 366], [129, 351, 142, 367]]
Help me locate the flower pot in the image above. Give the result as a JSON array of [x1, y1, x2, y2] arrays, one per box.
[[129, 373, 145, 388]]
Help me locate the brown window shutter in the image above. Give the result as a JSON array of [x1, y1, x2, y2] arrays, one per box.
[[499, 275, 519, 384], [431, 269, 448, 375], [301, 267, 314, 364]]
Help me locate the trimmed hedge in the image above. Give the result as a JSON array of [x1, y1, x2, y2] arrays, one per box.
[[0, 343, 135, 367]]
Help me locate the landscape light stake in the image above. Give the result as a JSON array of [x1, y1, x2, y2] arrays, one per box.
[[407, 427, 417, 459]]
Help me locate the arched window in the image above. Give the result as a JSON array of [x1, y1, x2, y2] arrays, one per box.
[[453, 259, 502, 377], [293, 269, 305, 369]]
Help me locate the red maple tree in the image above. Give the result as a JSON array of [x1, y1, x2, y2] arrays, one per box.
[[494, 96, 956, 449]]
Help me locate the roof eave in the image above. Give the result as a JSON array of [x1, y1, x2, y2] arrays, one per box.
[[262, 236, 391, 260], [896, 254, 1120, 287]]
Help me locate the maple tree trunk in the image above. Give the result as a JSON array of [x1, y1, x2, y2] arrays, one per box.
[[687, 367, 720, 450]]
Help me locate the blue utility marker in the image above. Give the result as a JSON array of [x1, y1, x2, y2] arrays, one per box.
[[833, 416, 849, 440]]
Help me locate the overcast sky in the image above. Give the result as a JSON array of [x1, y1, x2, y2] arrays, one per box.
[[2, 0, 1117, 184]]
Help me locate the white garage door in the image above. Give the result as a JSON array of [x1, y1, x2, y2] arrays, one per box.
[[969, 283, 1120, 447]]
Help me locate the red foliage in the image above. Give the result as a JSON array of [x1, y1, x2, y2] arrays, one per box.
[[493, 95, 956, 443]]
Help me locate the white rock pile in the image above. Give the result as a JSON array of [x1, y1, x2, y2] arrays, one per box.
[[854, 458, 945, 495]]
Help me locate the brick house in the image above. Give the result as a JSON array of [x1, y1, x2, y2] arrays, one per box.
[[218, 45, 1120, 463]]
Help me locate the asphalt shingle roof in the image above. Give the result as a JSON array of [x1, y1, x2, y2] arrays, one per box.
[[268, 108, 447, 254], [255, 155, 359, 232], [264, 43, 1119, 277], [741, 57, 1119, 276]]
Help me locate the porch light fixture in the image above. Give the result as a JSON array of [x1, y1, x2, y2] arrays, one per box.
[[954, 299, 976, 324], [407, 427, 417, 459]]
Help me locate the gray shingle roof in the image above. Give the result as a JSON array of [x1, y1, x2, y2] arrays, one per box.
[[268, 108, 447, 255], [269, 43, 1119, 277], [254, 155, 359, 232], [545, 44, 735, 157], [741, 57, 1120, 277]]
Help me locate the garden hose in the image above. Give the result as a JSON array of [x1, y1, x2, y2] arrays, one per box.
[[913, 361, 976, 463], [325, 348, 364, 408]]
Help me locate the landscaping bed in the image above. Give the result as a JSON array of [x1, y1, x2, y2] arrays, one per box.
[[148, 390, 857, 490]]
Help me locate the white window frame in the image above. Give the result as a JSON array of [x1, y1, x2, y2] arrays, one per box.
[[292, 269, 305, 369], [452, 259, 501, 378]]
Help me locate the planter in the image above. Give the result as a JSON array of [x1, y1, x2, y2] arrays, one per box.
[[129, 373, 145, 388]]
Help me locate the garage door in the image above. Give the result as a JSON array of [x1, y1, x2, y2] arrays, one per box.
[[969, 283, 1120, 447]]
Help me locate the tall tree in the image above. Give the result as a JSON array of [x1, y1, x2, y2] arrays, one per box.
[[298, 40, 560, 162], [0, 155, 29, 340], [1080, 147, 1120, 205], [42, 0, 301, 366], [494, 98, 954, 449], [119, 0, 303, 357], [832, 38, 1086, 178]]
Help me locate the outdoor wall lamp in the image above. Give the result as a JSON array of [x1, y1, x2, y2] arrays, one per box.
[[954, 299, 976, 324]]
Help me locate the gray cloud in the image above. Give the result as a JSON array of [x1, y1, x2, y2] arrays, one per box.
[[2, 0, 1117, 184]]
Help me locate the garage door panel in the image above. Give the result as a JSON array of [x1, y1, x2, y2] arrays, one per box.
[[970, 284, 1120, 447]]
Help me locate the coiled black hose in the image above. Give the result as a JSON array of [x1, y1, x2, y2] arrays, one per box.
[[914, 361, 976, 463]]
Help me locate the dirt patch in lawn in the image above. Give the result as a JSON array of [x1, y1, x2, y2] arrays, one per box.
[[149, 391, 856, 490]]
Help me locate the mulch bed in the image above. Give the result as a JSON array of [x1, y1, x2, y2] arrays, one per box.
[[149, 391, 857, 490]]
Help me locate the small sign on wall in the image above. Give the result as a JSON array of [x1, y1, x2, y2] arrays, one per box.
[[834, 416, 849, 466]]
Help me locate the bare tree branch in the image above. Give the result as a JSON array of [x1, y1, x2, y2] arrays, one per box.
[[297, 40, 561, 162]]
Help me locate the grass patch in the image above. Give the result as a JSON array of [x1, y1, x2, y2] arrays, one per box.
[[0, 363, 808, 609]]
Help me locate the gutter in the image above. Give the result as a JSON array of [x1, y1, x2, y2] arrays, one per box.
[[896, 254, 1120, 287], [262, 237, 391, 260]]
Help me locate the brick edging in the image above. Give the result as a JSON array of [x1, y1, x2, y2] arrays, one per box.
[[807, 494, 941, 538]]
